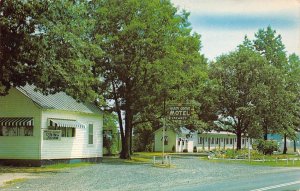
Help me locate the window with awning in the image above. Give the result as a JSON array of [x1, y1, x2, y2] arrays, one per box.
[[0, 117, 34, 136], [48, 119, 85, 129], [48, 118, 85, 138], [0, 117, 33, 127]]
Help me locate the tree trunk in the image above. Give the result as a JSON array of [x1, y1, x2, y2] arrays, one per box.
[[112, 81, 126, 159], [236, 126, 242, 150], [283, 134, 287, 154], [294, 140, 296, 152], [130, 127, 133, 155], [263, 126, 268, 140], [120, 108, 133, 159]]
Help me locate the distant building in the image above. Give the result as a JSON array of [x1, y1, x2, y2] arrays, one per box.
[[0, 85, 103, 166], [268, 133, 300, 152], [154, 127, 252, 153]]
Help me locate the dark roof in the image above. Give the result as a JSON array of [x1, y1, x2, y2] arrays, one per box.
[[17, 85, 102, 114]]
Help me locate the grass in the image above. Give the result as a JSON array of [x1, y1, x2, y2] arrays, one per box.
[[0, 162, 93, 174], [203, 157, 300, 167], [125, 157, 151, 163], [103, 152, 176, 168], [3, 178, 27, 188]]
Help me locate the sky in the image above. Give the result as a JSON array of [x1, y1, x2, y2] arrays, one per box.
[[172, 0, 300, 61]]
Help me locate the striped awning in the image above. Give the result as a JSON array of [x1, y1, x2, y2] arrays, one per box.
[[48, 119, 86, 128], [0, 117, 34, 127]]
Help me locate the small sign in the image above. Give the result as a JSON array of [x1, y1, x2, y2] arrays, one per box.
[[168, 104, 192, 120], [43, 130, 61, 140]]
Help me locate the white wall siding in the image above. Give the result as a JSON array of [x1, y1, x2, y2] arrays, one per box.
[[0, 88, 41, 159], [41, 110, 103, 159]]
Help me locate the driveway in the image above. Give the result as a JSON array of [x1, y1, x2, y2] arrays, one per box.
[[1, 157, 299, 191]]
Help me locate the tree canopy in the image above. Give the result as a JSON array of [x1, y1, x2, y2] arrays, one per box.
[[1, 1, 299, 155], [91, 0, 206, 158]]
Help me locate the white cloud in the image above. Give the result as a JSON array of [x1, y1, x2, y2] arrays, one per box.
[[172, 0, 300, 60], [172, 0, 300, 16]]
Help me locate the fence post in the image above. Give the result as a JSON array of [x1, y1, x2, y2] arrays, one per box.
[[293, 159, 295, 166], [153, 156, 156, 164]]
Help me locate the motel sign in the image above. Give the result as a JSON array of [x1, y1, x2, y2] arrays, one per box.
[[168, 105, 192, 120]]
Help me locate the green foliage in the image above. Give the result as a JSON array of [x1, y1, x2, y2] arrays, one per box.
[[204, 26, 300, 150], [0, 0, 47, 95], [91, 0, 206, 159], [255, 139, 279, 155], [182, 149, 188, 153], [103, 113, 119, 155], [133, 123, 154, 152], [0, 0, 102, 102], [245, 27, 300, 140], [253, 26, 287, 68], [208, 46, 271, 148]]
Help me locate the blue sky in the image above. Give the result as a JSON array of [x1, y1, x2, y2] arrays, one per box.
[[172, 0, 300, 60]]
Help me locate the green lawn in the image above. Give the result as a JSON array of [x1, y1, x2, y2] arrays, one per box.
[[204, 157, 300, 167], [0, 162, 93, 174]]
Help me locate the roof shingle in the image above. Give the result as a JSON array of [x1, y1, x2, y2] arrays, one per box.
[[17, 85, 102, 114]]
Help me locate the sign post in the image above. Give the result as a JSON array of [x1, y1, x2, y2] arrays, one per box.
[[162, 112, 166, 164], [161, 104, 192, 164]]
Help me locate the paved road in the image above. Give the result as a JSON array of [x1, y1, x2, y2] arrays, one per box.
[[171, 167, 300, 191], [2, 157, 300, 191]]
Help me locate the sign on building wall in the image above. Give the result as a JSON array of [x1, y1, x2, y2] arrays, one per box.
[[168, 104, 192, 120], [43, 130, 61, 140]]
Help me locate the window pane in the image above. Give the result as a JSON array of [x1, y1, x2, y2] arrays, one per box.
[[88, 124, 93, 144]]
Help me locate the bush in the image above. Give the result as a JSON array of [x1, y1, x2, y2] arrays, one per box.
[[183, 149, 188, 153], [225, 149, 236, 159], [256, 139, 279, 155], [145, 144, 153, 152], [103, 137, 113, 156], [172, 145, 175, 152], [193, 146, 197, 153]]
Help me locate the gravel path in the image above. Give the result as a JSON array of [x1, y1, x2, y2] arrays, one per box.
[[1, 157, 297, 191]]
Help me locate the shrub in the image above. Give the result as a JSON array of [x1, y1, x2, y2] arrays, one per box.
[[172, 145, 175, 152], [145, 144, 153, 152], [183, 149, 188, 153], [225, 149, 236, 159], [103, 137, 113, 156], [193, 146, 197, 153], [256, 139, 279, 155]]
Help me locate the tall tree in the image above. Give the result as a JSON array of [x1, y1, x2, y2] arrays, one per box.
[[252, 26, 292, 140], [0, 0, 46, 95], [91, 0, 206, 159], [241, 27, 300, 151], [209, 46, 278, 149], [0, 0, 101, 101]]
